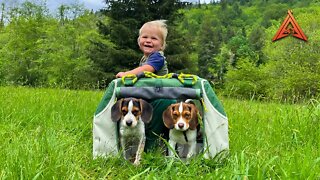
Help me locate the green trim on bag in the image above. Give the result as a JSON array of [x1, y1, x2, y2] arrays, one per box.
[[95, 80, 116, 115], [203, 81, 226, 116], [118, 78, 185, 88]]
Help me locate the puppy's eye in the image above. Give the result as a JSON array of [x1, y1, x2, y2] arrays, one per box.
[[172, 111, 179, 118], [132, 110, 139, 116], [184, 112, 191, 119], [122, 110, 127, 115]]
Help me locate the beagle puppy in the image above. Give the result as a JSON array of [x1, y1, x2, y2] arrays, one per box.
[[162, 100, 200, 159], [111, 98, 153, 165]]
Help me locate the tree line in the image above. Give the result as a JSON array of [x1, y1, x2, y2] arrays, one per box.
[[0, 0, 319, 102]]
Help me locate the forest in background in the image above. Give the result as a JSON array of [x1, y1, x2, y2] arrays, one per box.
[[0, 0, 319, 102]]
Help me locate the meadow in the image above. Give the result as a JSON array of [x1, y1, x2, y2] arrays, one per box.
[[0, 86, 319, 179]]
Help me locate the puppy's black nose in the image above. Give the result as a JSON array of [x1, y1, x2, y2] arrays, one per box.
[[126, 120, 133, 126], [178, 123, 184, 129]]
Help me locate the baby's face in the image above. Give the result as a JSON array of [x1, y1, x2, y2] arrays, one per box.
[[138, 25, 163, 56]]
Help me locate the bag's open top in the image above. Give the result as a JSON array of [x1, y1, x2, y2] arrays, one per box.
[[93, 72, 229, 159]]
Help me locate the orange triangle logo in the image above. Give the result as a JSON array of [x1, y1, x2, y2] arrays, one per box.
[[272, 10, 307, 42]]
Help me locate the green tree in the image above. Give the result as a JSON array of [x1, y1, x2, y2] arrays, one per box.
[[38, 10, 100, 88], [224, 58, 267, 99], [212, 44, 231, 87], [260, 4, 288, 28], [0, 2, 100, 88], [0, 1, 49, 86], [198, 18, 223, 80], [248, 25, 266, 65]]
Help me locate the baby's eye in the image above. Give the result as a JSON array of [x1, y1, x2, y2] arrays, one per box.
[[151, 37, 158, 40]]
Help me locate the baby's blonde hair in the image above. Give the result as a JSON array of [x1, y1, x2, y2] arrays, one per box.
[[138, 20, 168, 50]]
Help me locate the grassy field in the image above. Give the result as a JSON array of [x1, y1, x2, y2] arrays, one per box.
[[0, 86, 319, 179]]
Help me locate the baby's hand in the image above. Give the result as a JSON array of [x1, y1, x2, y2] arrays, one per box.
[[116, 72, 126, 78]]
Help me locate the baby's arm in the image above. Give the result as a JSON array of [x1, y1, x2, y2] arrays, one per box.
[[116, 65, 155, 78]]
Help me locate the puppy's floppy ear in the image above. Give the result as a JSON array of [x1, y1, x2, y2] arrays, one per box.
[[111, 99, 123, 122], [188, 104, 199, 130], [162, 105, 174, 129], [139, 99, 153, 124]]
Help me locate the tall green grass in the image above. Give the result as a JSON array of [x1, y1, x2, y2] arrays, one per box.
[[0, 86, 319, 179]]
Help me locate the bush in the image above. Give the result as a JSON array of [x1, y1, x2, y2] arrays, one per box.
[[224, 58, 267, 100]]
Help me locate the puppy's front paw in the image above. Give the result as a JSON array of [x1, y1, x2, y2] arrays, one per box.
[[186, 152, 194, 159], [133, 159, 140, 166], [168, 149, 176, 157]]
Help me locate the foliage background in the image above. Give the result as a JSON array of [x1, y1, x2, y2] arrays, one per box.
[[1, 1, 319, 178], [0, 0, 319, 101]]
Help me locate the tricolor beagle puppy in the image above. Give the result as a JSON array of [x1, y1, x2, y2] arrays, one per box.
[[111, 98, 153, 165], [162, 100, 200, 159]]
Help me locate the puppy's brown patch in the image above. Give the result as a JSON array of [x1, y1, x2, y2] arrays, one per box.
[[163, 102, 199, 130]]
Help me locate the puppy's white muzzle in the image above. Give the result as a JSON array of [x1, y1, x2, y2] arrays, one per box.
[[175, 117, 189, 131]]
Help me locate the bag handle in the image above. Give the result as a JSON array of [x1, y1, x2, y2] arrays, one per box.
[[121, 74, 138, 86], [177, 73, 198, 87], [121, 71, 198, 86]]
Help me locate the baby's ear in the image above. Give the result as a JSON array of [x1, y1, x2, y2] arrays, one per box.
[[137, 37, 141, 46], [160, 43, 166, 51]]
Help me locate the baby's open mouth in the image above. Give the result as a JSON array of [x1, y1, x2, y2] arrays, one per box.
[[144, 44, 153, 48]]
